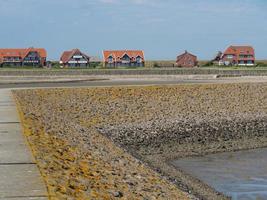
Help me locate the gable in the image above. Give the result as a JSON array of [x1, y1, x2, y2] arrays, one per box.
[[136, 55, 143, 60], [177, 51, 197, 61], [60, 49, 90, 63], [71, 53, 88, 60], [121, 53, 131, 60], [24, 51, 40, 58]]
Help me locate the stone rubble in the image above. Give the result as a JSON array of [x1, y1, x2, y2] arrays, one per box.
[[13, 83, 267, 200]]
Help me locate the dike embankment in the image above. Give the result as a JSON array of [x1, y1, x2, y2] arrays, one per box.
[[2, 68, 267, 76], [13, 83, 266, 200]]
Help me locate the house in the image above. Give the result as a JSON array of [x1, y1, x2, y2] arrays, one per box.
[[103, 50, 145, 67], [0, 47, 47, 67], [219, 46, 255, 66], [176, 51, 198, 67], [60, 49, 90, 67]]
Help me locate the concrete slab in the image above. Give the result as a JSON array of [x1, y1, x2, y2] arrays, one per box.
[[0, 123, 34, 164], [1, 198, 47, 200], [2, 198, 47, 200], [0, 164, 47, 198], [0, 90, 15, 107], [0, 107, 20, 123], [0, 89, 48, 199], [0, 102, 15, 107]]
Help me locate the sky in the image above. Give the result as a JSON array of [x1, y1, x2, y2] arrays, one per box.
[[0, 0, 266, 60]]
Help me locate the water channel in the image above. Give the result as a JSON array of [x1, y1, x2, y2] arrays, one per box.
[[172, 148, 267, 200]]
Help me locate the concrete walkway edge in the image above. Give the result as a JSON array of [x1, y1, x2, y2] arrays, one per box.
[[0, 89, 48, 199]]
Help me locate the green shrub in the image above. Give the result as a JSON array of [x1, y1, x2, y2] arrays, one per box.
[[256, 63, 267, 67], [202, 61, 214, 67], [153, 62, 160, 68]]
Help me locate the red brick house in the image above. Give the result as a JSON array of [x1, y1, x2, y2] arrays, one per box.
[[219, 46, 255, 66], [60, 49, 90, 67], [103, 50, 145, 67], [176, 51, 198, 67], [0, 47, 47, 67]]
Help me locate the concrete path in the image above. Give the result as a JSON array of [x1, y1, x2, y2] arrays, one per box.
[[1, 76, 267, 89], [0, 89, 48, 199]]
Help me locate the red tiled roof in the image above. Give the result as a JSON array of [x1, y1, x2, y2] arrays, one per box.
[[60, 50, 73, 63], [224, 46, 255, 55], [177, 51, 197, 60], [103, 50, 145, 62], [60, 49, 90, 64], [0, 48, 47, 60]]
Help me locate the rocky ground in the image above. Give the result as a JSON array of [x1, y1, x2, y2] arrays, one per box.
[[13, 87, 192, 200], [13, 82, 266, 200]]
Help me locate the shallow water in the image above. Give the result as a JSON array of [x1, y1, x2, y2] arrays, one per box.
[[172, 148, 267, 200]]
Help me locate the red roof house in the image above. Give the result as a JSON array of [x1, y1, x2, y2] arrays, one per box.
[[0, 47, 47, 67], [103, 50, 145, 67], [60, 49, 90, 67], [176, 51, 198, 68], [220, 46, 255, 66]]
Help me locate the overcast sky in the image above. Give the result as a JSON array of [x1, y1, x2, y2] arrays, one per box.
[[0, 0, 266, 60]]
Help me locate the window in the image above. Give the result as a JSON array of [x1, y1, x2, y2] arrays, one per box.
[[108, 56, 113, 63], [122, 54, 130, 61], [136, 56, 142, 63], [240, 54, 251, 58], [24, 51, 40, 62]]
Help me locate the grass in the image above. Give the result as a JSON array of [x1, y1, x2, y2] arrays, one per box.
[[0, 60, 267, 70], [200, 65, 267, 70], [1, 67, 267, 71]]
